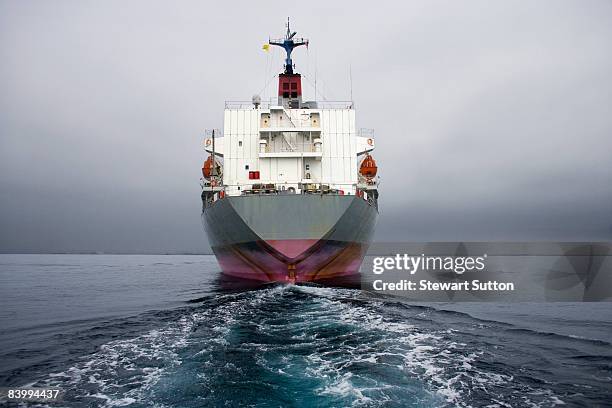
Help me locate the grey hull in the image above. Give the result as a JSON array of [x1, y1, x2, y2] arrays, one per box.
[[202, 194, 378, 281]]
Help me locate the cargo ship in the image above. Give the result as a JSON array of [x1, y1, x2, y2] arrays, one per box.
[[201, 21, 379, 282]]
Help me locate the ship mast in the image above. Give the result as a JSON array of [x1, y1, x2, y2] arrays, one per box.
[[268, 19, 309, 108], [268, 18, 309, 75]]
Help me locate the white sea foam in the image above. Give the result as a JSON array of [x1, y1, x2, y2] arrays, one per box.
[[25, 285, 567, 407], [32, 312, 200, 407], [284, 287, 567, 408]]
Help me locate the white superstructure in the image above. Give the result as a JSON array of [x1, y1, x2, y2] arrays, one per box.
[[204, 104, 375, 197]]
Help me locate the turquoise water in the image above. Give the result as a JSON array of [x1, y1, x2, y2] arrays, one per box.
[[1, 255, 611, 407]]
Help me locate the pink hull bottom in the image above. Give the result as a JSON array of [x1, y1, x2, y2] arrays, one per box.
[[212, 239, 368, 283]]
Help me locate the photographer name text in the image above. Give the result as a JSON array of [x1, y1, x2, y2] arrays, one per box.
[[370, 254, 515, 292]]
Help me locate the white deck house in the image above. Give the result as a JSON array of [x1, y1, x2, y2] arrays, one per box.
[[204, 103, 375, 197]]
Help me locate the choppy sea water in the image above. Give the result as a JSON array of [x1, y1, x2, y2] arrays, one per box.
[[0, 255, 611, 407]]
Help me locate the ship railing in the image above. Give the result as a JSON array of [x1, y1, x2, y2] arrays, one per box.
[[315, 101, 354, 109], [224, 100, 355, 110], [243, 185, 377, 208], [203, 182, 379, 193], [264, 141, 317, 153], [225, 100, 273, 109], [357, 128, 374, 137], [234, 183, 359, 196], [204, 129, 222, 137], [240, 188, 352, 196], [262, 118, 319, 128], [203, 181, 378, 209]]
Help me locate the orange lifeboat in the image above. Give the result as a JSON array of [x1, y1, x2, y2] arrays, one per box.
[[202, 156, 215, 179], [359, 154, 378, 179]]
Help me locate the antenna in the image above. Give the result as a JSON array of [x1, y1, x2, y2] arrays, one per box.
[[349, 64, 353, 104], [314, 52, 317, 101]]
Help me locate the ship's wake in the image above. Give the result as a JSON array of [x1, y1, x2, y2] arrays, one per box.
[[28, 285, 610, 407]]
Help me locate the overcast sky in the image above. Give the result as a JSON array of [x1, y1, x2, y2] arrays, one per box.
[[1, 0, 611, 253]]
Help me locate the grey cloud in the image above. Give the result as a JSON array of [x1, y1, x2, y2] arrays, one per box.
[[1, 0, 611, 253]]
